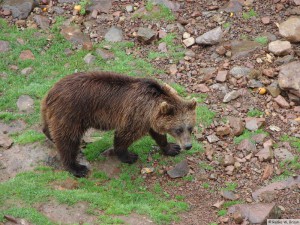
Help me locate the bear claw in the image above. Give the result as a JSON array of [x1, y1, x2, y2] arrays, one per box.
[[163, 143, 181, 156]]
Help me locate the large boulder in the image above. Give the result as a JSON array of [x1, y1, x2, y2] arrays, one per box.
[[278, 61, 300, 98], [1, 0, 35, 19], [279, 17, 300, 42]]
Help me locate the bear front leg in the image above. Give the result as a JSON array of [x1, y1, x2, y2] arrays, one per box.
[[114, 130, 138, 164], [149, 129, 181, 156]]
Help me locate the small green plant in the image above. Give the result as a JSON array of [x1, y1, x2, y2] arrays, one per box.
[[234, 129, 268, 144], [202, 183, 210, 189], [242, 8, 257, 19], [78, 0, 90, 15], [12, 130, 45, 144], [217, 209, 227, 216], [223, 22, 231, 29], [254, 36, 268, 45], [281, 135, 300, 152], [247, 108, 264, 117], [222, 182, 238, 191], [134, 1, 175, 21], [199, 162, 214, 171], [183, 175, 194, 182]]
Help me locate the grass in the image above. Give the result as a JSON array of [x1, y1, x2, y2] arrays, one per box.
[[281, 135, 300, 152], [217, 209, 227, 216], [234, 129, 268, 144], [254, 36, 268, 45], [223, 22, 231, 29], [11, 130, 45, 144], [242, 8, 257, 19], [133, 1, 175, 22], [148, 33, 185, 62], [247, 108, 264, 117], [78, 0, 90, 15], [222, 182, 238, 191]]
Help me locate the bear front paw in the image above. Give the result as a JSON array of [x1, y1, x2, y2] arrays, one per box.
[[68, 164, 89, 178], [163, 143, 181, 156], [118, 152, 138, 164]]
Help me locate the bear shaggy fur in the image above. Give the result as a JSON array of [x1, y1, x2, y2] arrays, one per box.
[[41, 72, 197, 177]]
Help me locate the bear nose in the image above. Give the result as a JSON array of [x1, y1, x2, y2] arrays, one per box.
[[185, 144, 192, 150]]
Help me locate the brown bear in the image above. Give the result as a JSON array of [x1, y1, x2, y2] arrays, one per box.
[[41, 72, 197, 177]]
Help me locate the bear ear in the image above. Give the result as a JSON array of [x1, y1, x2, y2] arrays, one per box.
[[160, 101, 174, 115], [188, 98, 197, 110]]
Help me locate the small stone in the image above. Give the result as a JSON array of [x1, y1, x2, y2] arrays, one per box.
[[167, 160, 189, 178], [183, 32, 191, 39], [95, 49, 115, 60], [223, 90, 241, 103], [33, 15, 50, 30], [245, 118, 265, 131], [261, 164, 274, 180], [227, 116, 245, 136], [185, 50, 195, 58], [83, 42, 93, 50], [158, 42, 167, 53], [274, 148, 294, 161], [207, 134, 219, 143], [216, 126, 231, 136], [182, 37, 195, 47], [279, 17, 300, 42], [267, 82, 281, 98], [137, 27, 156, 43], [262, 68, 275, 78], [196, 27, 223, 45], [233, 212, 243, 224], [169, 64, 177, 75], [223, 154, 235, 166], [225, 165, 235, 174], [0, 40, 10, 52], [19, 50, 35, 60], [216, 46, 226, 55], [251, 133, 267, 144], [21, 67, 33, 75], [0, 133, 13, 149], [15, 20, 26, 27], [126, 5, 133, 12], [256, 147, 273, 162], [230, 66, 252, 79], [104, 26, 123, 42], [261, 16, 271, 24], [17, 95, 34, 112], [216, 70, 228, 82], [196, 84, 210, 93], [237, 139, 256, 153], [221, 190, 238, 200], [274, 95, 290, 108], [268, 40, 292, 56], [83, 53, 96, 64]]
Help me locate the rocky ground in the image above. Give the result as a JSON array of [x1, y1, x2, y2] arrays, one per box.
[[0, 0, 300, 224]]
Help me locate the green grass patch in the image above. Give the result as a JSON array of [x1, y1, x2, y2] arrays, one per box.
[[199, 162, 214, 171], [254, 36, 268, 45], [281, 135, 300, 152], [242, 8, 257, 19], [234, 129, 268, 144], [11, 130, 45, 144], [196, 105, 216, 127], [217, 209, 227, 216], [222, 182, 238, 191], [247, 108, 264, 117], [223, 22, 231, 29]]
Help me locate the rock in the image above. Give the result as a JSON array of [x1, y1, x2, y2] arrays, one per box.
[[196, 27, 223, 45], [95, 49, 115, 60], [261, 16, 271, 24], [252, 176, 300, 201], [267, 82, 281, 97], [21, 67, 33, 75], [223, 154, 235, 166], [207, 134, 219, 143], [227, 117, 244, 136], [33, 15, 50, 30], [216, 70, 228, 82], [256, 147, 273, 162], [223, 90, 241, 103], [260, 190, 276, 202], [251, 133, 267, 144], [279, 17, 300, 42], [263, 68, 275, 78], [19, 50, 35, 60], [261, 164, 273, 180], [185, 50, 195, 58], [167, 160, 189, 178], [221, 190, 238, 200], [88, 0, 112, 13], [228, 203, 281, 224], [278, 61, 300, 98], [137, 27, 156, 43], [1, 0, 34, 19], [237, 139, 256, 153], [16, 95, 34, 112], [275, 54, 294, 66], [0, 134, 13, 149], [245, 118, 265, 131], [248, 79, 263, 88], [52, 6, 65, 14], [268, 40, 292, 56], [274, 95, 290, 108], [183, 32, 191, 39], [15, 20, 26, 27], [274, 148, 294, 161], [293, 0, 300, 5], [233, 211, 243, 224], [83, 53, 96, 64], [158, 42, 167, 52], [148, 0, 180, 11], [225, 165, 235, 174], [183, 37, 195, 47], [0, 40, 10, 52], [169, 64, 177, 75], [216, 126, 231, 136], [220, 0, 243, 13], [61, 25, 92, 47], [105, 26, 123, 42], [126, 5, 133, 13], [230, 66, 252, 79], [231, 40, 262, 59], [216, 46, 226, 55], [195, 84, 210, 93]]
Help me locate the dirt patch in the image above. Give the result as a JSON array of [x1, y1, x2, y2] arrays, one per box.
[[0, 143, 51, 182], [117, 213, 155, 225], [37, 201, 98, 225]]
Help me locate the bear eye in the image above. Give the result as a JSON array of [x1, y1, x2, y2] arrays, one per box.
[[188, 126, 193, 133], [175, 128, 183, 135]]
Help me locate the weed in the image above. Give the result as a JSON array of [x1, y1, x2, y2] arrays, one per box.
[[217, 209, 227, 216], [222, 200, 243, 208], [223, 22, 231, 29], [281, 135, 300, 152], [183, 175, 194, 182], [11, 130, 45, 144], [196, 105, 216, 127], [202, 183, 210, 189], [199, 162, 214, 171], [134, 1, 175, 21], [222, 182, 238, 191], [234, 129, 268, 144], [254, 36, 268, 45], [78, 0, 90, 15], [247, 108, 264, 117], [242, 9, 257, 19]]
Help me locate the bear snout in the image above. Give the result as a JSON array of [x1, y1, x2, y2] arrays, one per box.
[[184, 143, 192, 150]]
